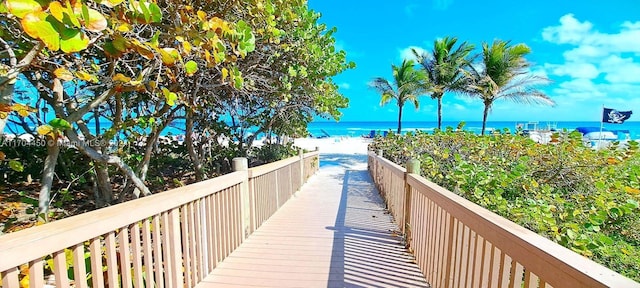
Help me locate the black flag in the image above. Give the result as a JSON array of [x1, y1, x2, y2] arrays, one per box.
[[603, 108, 632, 124]]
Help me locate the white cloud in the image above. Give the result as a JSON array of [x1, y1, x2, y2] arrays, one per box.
[[399, 46, 428, 62], [454, 95, 476, 104], [544, 62, 599, 79], [540, 14, 640, 105], [562, 45, 606, 61], [541, 14, 593, 44], [600, 55, 640, 83]]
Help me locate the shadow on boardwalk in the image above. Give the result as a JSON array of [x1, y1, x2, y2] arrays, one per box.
[[323, 154, 429, 288], [196, 153, 428, 287]]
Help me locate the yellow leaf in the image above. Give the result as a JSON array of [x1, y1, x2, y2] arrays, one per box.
[[20, 274, 29, 288], [182, 41, 192, 54], [175, 36, 184, 42], [20, 11, 43, 38], [80, 5, 107, 32], [0, 112, 8, 119], [159, 48, 179, 66], [54, 67, 74, 81], [112, 73, 131, 82], [204, 49, 212, 64], [531, 179, 539, 188], [624, 186, 640, 195], [11, 104, 34, 117], [76, 71, 97, 82], [221, 67, 228, 81], [132, 41, 155, 60], [101, 0, 124, 8], [48, 1, 64, 21], [197, 10, 206, 22], [36, 125, 55, 137], [116, 23, 131, 32], [5, 0, 42, 18], [21, 11, 60, 51]]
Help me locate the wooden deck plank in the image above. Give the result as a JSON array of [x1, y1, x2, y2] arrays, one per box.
[[196, 154, 430, 288]]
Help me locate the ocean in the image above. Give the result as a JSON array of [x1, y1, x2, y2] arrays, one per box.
[[305, 121, 640, 140], [7, 120, 640, 140]]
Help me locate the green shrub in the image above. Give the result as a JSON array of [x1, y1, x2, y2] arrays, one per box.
[[250, 143, 300, 166], [370, 130, 640, 281]]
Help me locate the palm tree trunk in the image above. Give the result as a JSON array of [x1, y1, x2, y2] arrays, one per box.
[[437, 96, 443, 130], [481, 104, 490, 135], [397, 105, 403, 134]]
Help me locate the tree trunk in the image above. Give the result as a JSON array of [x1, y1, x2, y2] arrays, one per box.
[[185, 109, 205, 181], [481, 104, 490, 135], [66, 130, 151, 197], [94, 162, 113, 204], [397, 105, 403, 134], [37, 137, 60, 222], [437, 96, 443, 130]]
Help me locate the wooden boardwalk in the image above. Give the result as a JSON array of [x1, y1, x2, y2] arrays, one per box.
[[196, 154, 430, 288]]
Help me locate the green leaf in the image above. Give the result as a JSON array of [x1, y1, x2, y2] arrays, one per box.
[[59, 27, 89, 53], [21, 12, 61, 51], [148, 2, 162, 22], [566, 229, 577, 240], [288, 66, 297, 77], [598, 235, 614, 245], [9, 160, 24, 172], [139, 0, 151, 22], [48, 117, 72, 130], [185, 60, 198, 75], [161, 87, 177, 106], [81, 3, 90, 29]]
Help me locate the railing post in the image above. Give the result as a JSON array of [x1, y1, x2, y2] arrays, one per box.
[[232, 157, 251, 238], [299, 148, 304, 188], [376, 150, 383, 188], [404, 158, 420, 245]]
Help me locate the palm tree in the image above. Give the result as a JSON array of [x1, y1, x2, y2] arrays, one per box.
[[468, 39, 554, 135], [413, 37, 475, 130], [369, 59, 428, 134]]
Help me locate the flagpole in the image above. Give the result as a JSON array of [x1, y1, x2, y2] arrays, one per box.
[[599, 104, 604, 145]]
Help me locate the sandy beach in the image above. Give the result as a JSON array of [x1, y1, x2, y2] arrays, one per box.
[[293, 137, 373, 155]]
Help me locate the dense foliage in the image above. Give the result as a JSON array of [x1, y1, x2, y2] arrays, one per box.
[[0, 0, 352, 220], [370, 129, 640, 281]]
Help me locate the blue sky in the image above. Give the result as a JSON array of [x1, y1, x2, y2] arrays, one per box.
[[308, 0, 640, 122]]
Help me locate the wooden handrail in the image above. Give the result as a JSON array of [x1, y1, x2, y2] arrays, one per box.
[[0, 171, 246, 272], [249, 151, 319, 177], [368, 152, 640, 288], [0, 151, 320, 287]]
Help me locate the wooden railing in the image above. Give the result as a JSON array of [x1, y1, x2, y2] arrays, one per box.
[[368, 151, 640, 288], [0, 150, 319, 288]]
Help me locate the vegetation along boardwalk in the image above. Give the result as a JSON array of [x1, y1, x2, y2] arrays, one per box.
[[196, 154, 429, 287]]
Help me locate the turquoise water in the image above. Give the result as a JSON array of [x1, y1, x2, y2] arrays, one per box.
[[8, 120, 640, 140], [306, 121, 640, 139]]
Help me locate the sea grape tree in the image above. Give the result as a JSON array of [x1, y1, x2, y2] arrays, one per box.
[[0, 0, 352, 218]]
